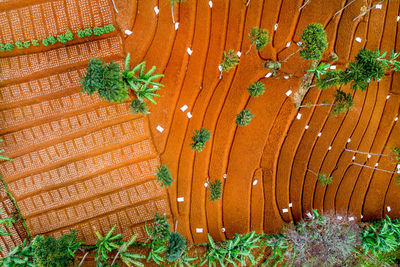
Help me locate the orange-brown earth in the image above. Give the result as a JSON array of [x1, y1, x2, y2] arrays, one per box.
[[0, 0, 400, 257]]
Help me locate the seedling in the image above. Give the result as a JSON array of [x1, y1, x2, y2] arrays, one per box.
[[247, 27, 271, 54], [298, 90, 353, 116], [236, 109, 254, 126], [263, 60, 281, 76], [190, 128, 211, 152], [155, 165, 174, 188], [308, 169, 332, 185], [208, 178, 223, 201], [130, 99, 149, 115], [220, 50, 240, 72], [247, 81, 265, 97]]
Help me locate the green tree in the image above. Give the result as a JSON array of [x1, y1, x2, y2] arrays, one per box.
[[190, 128, 211, 152], [235, 109, 254, 126], [130, 99, 149, 115], [155, 165, 174, 188], [247, 81, 265, 97], [33, 231, 82, 267], [94, 225, 123, 265], [208, 179, 222, 201], [247, 27, 271, 54], [306, 62, 330, 79], [166, 232, 186, 262], [220, 50, 239, 72]]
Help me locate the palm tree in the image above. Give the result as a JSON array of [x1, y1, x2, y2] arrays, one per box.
[[111, 235, 145, 266], [94, 225, 123, 265]]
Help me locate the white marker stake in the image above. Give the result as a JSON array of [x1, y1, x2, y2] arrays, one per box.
[[330, 65, 336, 70], [288, 203, 293, 208], [347, 138, 351, 143], [187, 48, 193, 55], [337, 216, 343, 220], [286, 90, 292, 96], [296, 113, 302, 120], [352, 156, 356, 161], [209, 1, 213, 8], [156, 125, 164, 132], [196, 228, 203, 233], [252, 180, 258, 186], [387, 206, 391, 212], [221, 227, 226, 232], [175, 22, 179, 30], [375, 163, 379, 167], [237, 51, 241, 58], [223, 173, 227, 178], [274, 24, 278, 31], [367, 154, 371, 158], [397, 16, 400, 22], [177, 197, 184, 202], [297, 41, 302, 46], [328, 146, 332, 150], [348, 217, 355, 221], [204, 183, 208, 187], [187, 112, 192, 118], [386, 95, 390, 100], [306, 212, 312, 218], [305, 125, 309, 130], [286, 41, 291, 47], [355, 37, 362, 43], [395, 117, 398, 122], [124, 30, 133, 35], [317, 132, 322, 137], [180, 105, 188, 112], [154, 6, 159, 15], [282, 208, 288, 213], [375, 4, 382, 9], [265, 72, 272, 78], [284, 75, 289, 79]]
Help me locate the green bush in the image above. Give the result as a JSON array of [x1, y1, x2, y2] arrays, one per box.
[[15, 41, 24, 49], [208, 179, 222, 201], [300, 23, 328, 61], [190, 128, 211, 152], [391, 147, 400, 161], [248, 27, 271, 51], [166, 232, 186, 262], [64, 30, 73, 41], [130, 99, 149, 115], [236, 109, 254, 126], [145, 213, 170, 244], [33, 231, 81, 267], [155, 165, 174, 188], [330, 89, 354, 116], [77, 29, 86, 38], [32, 40, 39, 46], [317, 173, 333, 185], [5, 43, 14, 51], [57, 34, 68, 44], [220, 50, 239, 72], [93, 26, 105, 36], [42, 38, 50, 47], [23, 41, 30, 48], [0, 44, 5, 51], [247, 81, 265, 97], [81, 58, 129, 103], [48, 35, 57, 45], [104, 24, 116, 33], [84, 27, 93, 36]]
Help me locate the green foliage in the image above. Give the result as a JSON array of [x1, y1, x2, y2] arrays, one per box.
[[248, 27, 271, 51], [23, 41, 31, 48], [57, 30, 74, 44], [32, 40, 39, 46], [33, 231, 82, 267], [130, 99, 149, 115], [48, 36, 57, 45], [263, 233, 290, 266], [391, 147, 400, 161], [247, 81, 265, 97], [93, 26, 105, 36], [317, 173, 333, 185], [235, 109, 254, 126], [377, 49, 400, 72], [5, 43, 14, 51], [145, 213, 170, 243], [0, 44, 5, 51], [15, 41, 24, 49], [0, 209, 17, 237], [155, 165, 174, 188], [122, 56, 163, 104], [94, 225, 123, 265], [299, 23, 328, 60], [330, 89, 354, 116], [167, 232, 187, 262], [306, 62, 330, 79], [208, 179, 222, 201], [0, 137, 12, 162], [362, 215, 400, 256], [190, 128, 211, 152], [315, 69, 342, 90], [0, 238, 35, 266], [117, 235, 145, 267], [42, 38, 50, 47], [81, 58, 129, 103], [220, 50, 239, 72], [104, 24, 116, 33], [170, 0, 187, 4]]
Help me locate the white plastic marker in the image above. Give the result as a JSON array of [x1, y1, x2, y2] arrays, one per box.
[[282, 208, 289, 213], [154, 6, 159, 15], [218, 65, 223, 72], [223, 173, 227, 178], [204, 182, 208, 187], [156, 125, 164, 132], [306, 212, 312, 218], [328, 146, 332, 151], [289, 203, 293, 208], [177, 197, 184, 202], [196, 228, 203, 233], [367, 154, 371, 158], [317, 132, 322, 137], [375, 4, 382, 9], [397, 16, 400, 22], [180, 105, 188, 112], [221, 227, 226, 232], [187, 48, 193, 55], [296, 113, 302, 120], [175, 22, 179, 30], [286, 90, 292, 96], [348, 217, 355, 221], [237, 51, 242, 58], [124, 30, 133, 35], [347, 138, 351, 143], [395, 117, 399, 122], [352, 156, 356, 161], [337, 216, 343, 220], [274, 23, 278, 31], [355, 37, 362, 43], [265, 72, 273, 78], [252, 180, 258, 186], [286, 41, 291, 47], [305, 125, 309, 130], [284, 75, 289, 79], [297, 41, 302, 46], [209, 1, 213, 8], [187, 112, 192, 118], [375, 163, 379, 167], [387, 206, 391, 212], [330, 65, 336, 70]]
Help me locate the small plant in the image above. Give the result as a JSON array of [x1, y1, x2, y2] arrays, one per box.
[[220, 50, 240, 72], [247, 81, 265, 97], [247, 27, 271, 53], [208, 179, 222, 201], [0, 238, 35, 266], [169, 0, 187, 24], [299, 23, 328, 61], [330, 89, 354, 116], [94, 225, 123, 265], [130, 99, 149, 115], [236, 109, 254, 126], [32, 40, 39, 46], [145, 214, 170, 265], [0, 209, 17, 236], [42, 36, 57, 47], [263, 60, 281, 76], [155, 165, 174, 188], [306, 62, 330, 79], [317, 173, 333, 185], [104, 24, 116, 33], [166, 232, 186, 262], [390, 147, 400, 161], [93, 26, 105, 36], [23, 41, 31, 48], [15, 41, 24, 49], [190, 128, 211, 152], [111, 235, 145, 266], [5, 43, 14, 51]]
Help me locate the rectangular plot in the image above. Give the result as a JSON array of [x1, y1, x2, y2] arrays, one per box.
[[53, 1, 69, 33], [31, 4, 47, 39], [19, 7, 35, 41]]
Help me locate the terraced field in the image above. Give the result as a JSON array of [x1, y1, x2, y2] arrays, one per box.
[[0, 0, 399, 257]]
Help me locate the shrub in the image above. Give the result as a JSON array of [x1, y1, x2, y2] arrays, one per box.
[[248, 27, 271, 50], [145, 213, 171, 243], [283, 210, 361, 266], [0, 239, 34, 266], [33, 231, 81, 267], [0, 208, 17, 236], [330, 89, 354, 116], [47, 35, 57, 45], [32, 40, 39, 46], [208, 179, 222, 201], [0, 44, 5, 51], [236, 109, 254, 126], [166, 232, 186, 262], [81, 58, 129, 103], [84, 27, 93, 36], [64, 30, 74, 41], [155, 165, 174, 188], [94, 225, 123, 264], [247, 81, 265, 97], [77, 29, 86, 38], [220, 50, 239, 72], [317, 173, 333, 185], [15, 41, 24, 49], [130, 99, 149, 115], [104, 24, 116, 33], [42, 38, 50, 47], [391, 147, 400, 161], [57, 34, 68, 44], [299, 23, 328, 61], [93, 26, 105, 36], [190, 128, 211, 152], [23, 41, 30, 48], [5, 43, 14, 51]]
